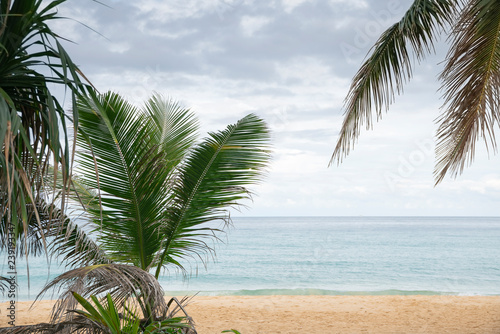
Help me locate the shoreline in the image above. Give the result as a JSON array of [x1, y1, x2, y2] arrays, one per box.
[[161, 288, 500, 296], [10, 288, 500, 302], [2, 295, 500, 333]]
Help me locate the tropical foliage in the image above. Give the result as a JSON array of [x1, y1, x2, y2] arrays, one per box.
[[331, 0, 500, 184], [1, 1, 271, 333], [31, 91, 270, 331], [73, 91, 270, 277], [0, 291, 193, 334], [70, 292, 190, 334], [0, 0, 89, 257]]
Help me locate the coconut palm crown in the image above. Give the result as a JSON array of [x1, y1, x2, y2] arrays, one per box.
[[74, 91, 271, 274], [37, 91, 271, 326], [331, 0, 500, 184]]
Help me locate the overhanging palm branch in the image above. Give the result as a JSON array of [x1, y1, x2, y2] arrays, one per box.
[[46, 205, 112, 269], [0, 276, 9, 293], [331, 0, 457, 165], [0, 159, 109, 267], [1, 0, 90, 257], [332, 0, 500, 184], [435, 0, 500, 182]]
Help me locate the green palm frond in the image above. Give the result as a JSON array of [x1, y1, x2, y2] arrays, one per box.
[[76, 91, 170, 271], [142, 93, 200, 168], [0, 193, 108, 267], [331, 0, 457, 165], [76, 91, 271, 278], [70, 292, 141, 334], [0, 276, 9, 293], [47, 212, 112, 269], [435, 0, 500, 183], [71, 91, 270, 329], [0, 158, 108, 269], [69, 292, 193, 334], [155, 114, 271, 277]]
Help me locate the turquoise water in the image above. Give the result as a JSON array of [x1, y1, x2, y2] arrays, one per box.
[[2, 216, 500, 301]]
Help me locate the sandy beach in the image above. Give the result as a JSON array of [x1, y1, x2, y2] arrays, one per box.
[[1, 295, 500, 333]]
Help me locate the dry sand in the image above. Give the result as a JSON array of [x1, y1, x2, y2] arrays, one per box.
[[1, 295, 500, 333]]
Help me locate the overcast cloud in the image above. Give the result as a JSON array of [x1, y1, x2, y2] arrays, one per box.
[[53, 0, 500, 216]]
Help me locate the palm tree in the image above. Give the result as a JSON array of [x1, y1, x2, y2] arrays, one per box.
[[331, 0, 500, 184], [0, 0, 89, 259], [36, 90, 271, 330]]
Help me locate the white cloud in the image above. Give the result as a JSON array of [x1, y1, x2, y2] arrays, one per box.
[[328, 0, 368, 9], [240, 16, 273, 36], [441, 175, 500, 194], [281, 0, 311, 13], [108, 42, 131, 53], [132, 0, 220, 22], [147, 28, 198, 39]]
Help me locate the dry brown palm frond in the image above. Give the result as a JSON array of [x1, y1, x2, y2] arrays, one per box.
[[435, 0, 500, 183], [34, 263, 167, 325]]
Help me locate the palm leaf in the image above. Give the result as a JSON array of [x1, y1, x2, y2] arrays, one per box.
[[1, 0, 91, 259], [0, 276, 10, 293], [331, 0, 458, 165], [435, 0, 500, 183], [0, 159, 108, 268], [155, 113, 271, 277], [69, 292, 194, 334], [76, 91, 175, 271], [142, 93, 200, 167], [1, 195, 108, 266], [72, 92, 270, 330], [70, 292, 125, 334], [47, 208, 112, 269]]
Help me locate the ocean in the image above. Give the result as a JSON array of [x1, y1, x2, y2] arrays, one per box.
[[3, 216, 500, 301]]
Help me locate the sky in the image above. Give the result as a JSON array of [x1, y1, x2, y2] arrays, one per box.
[[51, 0, 500, 216]]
